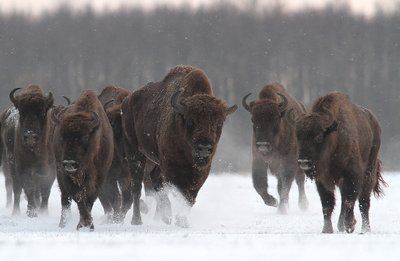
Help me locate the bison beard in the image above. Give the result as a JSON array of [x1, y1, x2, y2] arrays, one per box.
[[52, 90, 114, 231], [122, 65, 237, 227], [0, 85, 56, 217], [242, 82, 308, 214], [289, 91, 386, 233]]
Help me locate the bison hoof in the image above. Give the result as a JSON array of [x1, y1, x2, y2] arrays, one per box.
[[131, 217, 143, 225], [278, 203, 288, 215], [322, 224, 334, 234], [27, 210, 38, 218], [263, 195, 278, 207], [299, 198, 309, 211], [162, 216, 172, 225], [346, 227, 355, 233], [361, 224, 371, 234], [175, 215, 189, 228], [76, 222, 94, 231]]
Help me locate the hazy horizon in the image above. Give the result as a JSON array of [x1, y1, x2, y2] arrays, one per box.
[[0, 0, 399, 17]]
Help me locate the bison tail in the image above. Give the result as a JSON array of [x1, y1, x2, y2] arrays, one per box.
[[373, 159, 387, 198]]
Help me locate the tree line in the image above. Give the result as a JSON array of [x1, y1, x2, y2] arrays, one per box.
[[0, 4, 399, 171]]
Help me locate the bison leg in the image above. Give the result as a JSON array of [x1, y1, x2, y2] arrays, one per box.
[[341, 177, 359, 233], [150, 166, 172, 225], [76, 200, 94, 231], [39, 175, 54, 215], [316, 181, 335, 233], [59, 193, 71, 228], [5, 174, 13, 208], [12, 176, 22, 216], [359, 194, 371, 233], [252, 158, 277, 207], [129, 154, 146, 225], [277, 174, 294, 214], [119, 181, 133, 222], [295, 168, 308, 211]]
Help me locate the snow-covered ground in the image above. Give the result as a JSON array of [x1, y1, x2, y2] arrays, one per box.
[[0, 172, 399, 260]]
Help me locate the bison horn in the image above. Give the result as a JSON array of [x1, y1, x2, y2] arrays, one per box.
[[89, 111, 100, 130], [9, 88, 21, 105], [51, 107, 67, 125], [242, 93, 252, 112], [103, 99, 115, 109], [171, 88, 185, 115], [226, 104, 238, 115], [62, 96, 71, 105], [277, 93, 288, 113], [286, 108, 305, 126]]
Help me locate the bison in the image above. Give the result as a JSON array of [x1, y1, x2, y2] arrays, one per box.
[[121, 65, 237, 227], [242, 82, 308, 214], [288, 91, 386, 233], [52, 90, 114, 230], [0, 85, 56, 217], [97, 85, 133, 223]]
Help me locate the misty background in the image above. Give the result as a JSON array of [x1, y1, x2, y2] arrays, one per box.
[[0, 3, 399, 171]]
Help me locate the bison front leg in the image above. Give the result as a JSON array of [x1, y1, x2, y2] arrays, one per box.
[[150, 166, 172, 225], [76, 200, 94, 231], [11, 172, 22, 216], [5, 174, 13, 208], [252, 158, 277, 207], [277, 173, 294, 214], [129, 153, 146, 225], [316, 181, 335, 233], [295, 168, 308, 211], [59, 193, 71, 228]]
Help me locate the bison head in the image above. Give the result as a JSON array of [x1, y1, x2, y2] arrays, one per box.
[[288, 108, 338, 178], [243, 93, 288, 155], [52, 110, 100, 175], [171, 89, 237, 168], [10, 87, 54, 150]]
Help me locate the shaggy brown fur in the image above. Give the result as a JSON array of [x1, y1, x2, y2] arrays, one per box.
[[242, 82, 308, 214], [291, 91, 386, 233], [0, 85, 55, 217], [52, 90, 114, 230], [121, 65, 237, 227], [97, 86, 133, 223]]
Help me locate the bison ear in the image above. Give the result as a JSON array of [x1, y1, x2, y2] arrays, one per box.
[[324, 121, 338, 135], [46, 92, 54, 110]]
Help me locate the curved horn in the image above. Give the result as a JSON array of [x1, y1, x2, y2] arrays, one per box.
[[242, 93, 252, 112], [226, 104, 238, 116], [171, 88, 185, 115], [103, 99, 115, 109], [62, 96, 71, 105], [51, 107, 67, 125], [89, 111, 100, 130], [9, 88, 21, 105], [286, 108, 305, 126], [276, 93, 288, 113]]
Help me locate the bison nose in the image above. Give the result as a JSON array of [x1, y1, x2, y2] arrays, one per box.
[[63, 160, 79, 173], [256, 141, 272, 153], [195, 143, 213, 157], [298, 159, 313, 171], [23, 131, 38, 147]]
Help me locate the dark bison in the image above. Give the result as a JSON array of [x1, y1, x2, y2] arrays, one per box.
[[97, 85, 133, 223], [0, 85, 56, 217], [0, 94, 70, 209], [52, 90, 114, 230], [121, 65, 237, 227], [242, 82, 308, 214], [288, 91, 386, 233]]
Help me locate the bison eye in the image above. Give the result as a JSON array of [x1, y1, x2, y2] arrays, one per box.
[[314, 134, 323, 143]]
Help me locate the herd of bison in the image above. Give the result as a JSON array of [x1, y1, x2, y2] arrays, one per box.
[[0, 65, 386, 233]]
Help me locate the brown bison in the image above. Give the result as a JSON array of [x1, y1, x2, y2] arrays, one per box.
[[52, 90, 114, 230], [0, 85, 56, 217], [121, 65, 237, 227], [242, 82, 308, 214], [97, 85, 133, 223], [288, 91, 386, 233]]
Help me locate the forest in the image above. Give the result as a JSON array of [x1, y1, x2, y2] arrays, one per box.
[[0, 3, 399, 171]]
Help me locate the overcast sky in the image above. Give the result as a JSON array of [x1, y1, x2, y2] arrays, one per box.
[[0, 0, 399, 16]]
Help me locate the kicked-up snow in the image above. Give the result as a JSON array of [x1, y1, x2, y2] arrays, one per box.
[[0, 172, 399, 260]]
